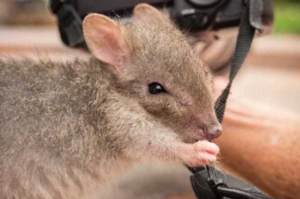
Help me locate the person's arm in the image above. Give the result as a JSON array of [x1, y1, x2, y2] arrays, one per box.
[[216, 99, 300, 199]]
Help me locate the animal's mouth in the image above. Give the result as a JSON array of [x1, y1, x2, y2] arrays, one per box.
[[186, 138, 206, 144], [185, 129, 206, 143], [190, 126, 220, 142]]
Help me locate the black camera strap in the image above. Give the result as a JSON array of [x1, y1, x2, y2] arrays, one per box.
[[189, 1, 275, 199], [214, 0, 254, 123], [50, 0, 87, 49]]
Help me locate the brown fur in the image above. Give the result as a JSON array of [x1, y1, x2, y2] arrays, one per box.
[[0, 6, 220, 199]]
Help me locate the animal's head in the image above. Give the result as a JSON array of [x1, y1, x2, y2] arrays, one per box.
[[83, 4, 222, 142]]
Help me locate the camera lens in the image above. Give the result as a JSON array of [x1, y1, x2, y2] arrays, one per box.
[[187, 0, 221, 7]]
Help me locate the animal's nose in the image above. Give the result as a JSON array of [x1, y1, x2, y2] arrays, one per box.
[[205, 122, 222, 140]]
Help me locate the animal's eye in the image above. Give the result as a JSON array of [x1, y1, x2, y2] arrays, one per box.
[[148, 82, 167, 95]]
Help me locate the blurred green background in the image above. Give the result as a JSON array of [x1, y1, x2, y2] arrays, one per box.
[[275, 0, 300, 34]]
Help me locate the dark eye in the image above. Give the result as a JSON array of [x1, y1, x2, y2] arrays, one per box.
[[148, 82, 167, 94]]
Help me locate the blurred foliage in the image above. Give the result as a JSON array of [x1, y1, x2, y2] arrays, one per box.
[[274, 0, 299, 3], [274, 0, 300, 34]]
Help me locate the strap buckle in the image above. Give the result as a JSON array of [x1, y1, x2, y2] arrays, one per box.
[[190, 165, 226, 199]]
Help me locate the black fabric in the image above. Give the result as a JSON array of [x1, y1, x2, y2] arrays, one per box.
[[214, 0, 255, 123], [51, 0, 87, 48]]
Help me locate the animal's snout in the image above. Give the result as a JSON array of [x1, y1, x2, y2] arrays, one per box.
[[204, 122, 222, 140]]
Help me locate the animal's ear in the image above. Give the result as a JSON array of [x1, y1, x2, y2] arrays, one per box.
[[133, 3, 163, 20], [83, 14, 129, 72]]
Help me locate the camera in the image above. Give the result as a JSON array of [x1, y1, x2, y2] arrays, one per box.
[[50, 0, 273, 48], [173, 0, 245, 31]]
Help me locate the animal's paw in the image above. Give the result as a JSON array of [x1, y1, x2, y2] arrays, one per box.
[[184, 140, 219, 167]]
